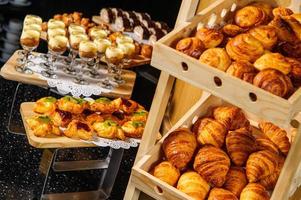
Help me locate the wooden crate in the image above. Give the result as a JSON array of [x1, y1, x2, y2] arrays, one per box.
[[151, 0, 301, 127], [131, 93, 301, 200]]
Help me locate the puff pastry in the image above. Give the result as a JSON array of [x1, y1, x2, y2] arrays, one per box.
[[268, 17, 297, 43], [27, 116, 61, 137], [288, 58, 301, 86], [34, 97, 57, 114], [281, 15, 301, 40], [222, 24, 246, 37], [177, 171, 210, 200], [240, 183, 270, 200], [250, 2, 273, 20], [226, 61, 257, 83], [272, 7, 294, 17], [259, 122, 290, 155], [208, 188, 238, 200], [112, 98, 138, 114], [249, 25, 278, 50], [163, 128, 197, 170], [253, 69, 293, 98], [278, 41, 301, 58], [153, 161, 180, 186], [176, 37, 205, 59], [199, 48, 231, 71], [254, 53, 291, 75], [121, 120, 145, 138], [226, 33, 264, 62], [57, 96, 89, 114], [92, 119, 125, 140], [90, 97, 116, 114], [251, 129, 279, 155], [224, 167, 247, 197], [195, 28, 224, 48], [193, 145, 230, 187], [64, 120, 93, 140], [235, 6, 267, 28], [192, 117, 227, 148], [50, 109, 73, 128]]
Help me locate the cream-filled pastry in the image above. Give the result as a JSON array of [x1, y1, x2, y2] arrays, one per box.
[[20, 29, 40, 47], [79, 40, 98, 58], [94, 38, 112, 53], [69, 33, 89, 50], [48, 35, 68, 53], [105, 46, 124, 64]]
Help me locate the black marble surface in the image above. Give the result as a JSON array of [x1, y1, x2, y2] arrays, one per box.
[[0, 67, 157, 200]]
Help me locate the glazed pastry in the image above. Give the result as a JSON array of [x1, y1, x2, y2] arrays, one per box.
[[272, 7, 294, 17], [253, 69, 293, 98], [153, 161, 180, 186], [34, 96, 57, 114], [195, 28, 224, 48], [140, 44, 153, 58], [278, 41, 301, 58], [268, 17, 297, 43], [85, 113, 104, 125], [193, 145, 230, 187], [226, 128, 255, 166], [207, 188, 238, 200], [130, 109, 148, 122], [254, 53, 291, 75], [240, 183, 270, 200], [57, 96, 89, 114], [288, 58, 301, 86], [111, 98, 138, 114], [222, 24, 245, 37], [251, 130, 279, 154], [226, 33, 264, 62], [250, 2, 273, 20], [249, 25, 278, 50], [259, 122, 290, 155], [213, 106, 250, 130], [224, 167, 247, 197], [26, 116, 61, 137], [92, 119, 125, 140], [90, 97, 116, 114], [246, 150, 279, 182], [226, 61, 257, 83], [235, 6, 267, 28], [121, 121, 145, 138], [177, 171, 210, 200], [50, 109, 72, 128], [192, 117, 227, 148], [64, 120, 93, 140], [281, 15, 301, 40], [199, 48, 231, 72], [163, 128, 197, 170], [176, 37, 205, 59]]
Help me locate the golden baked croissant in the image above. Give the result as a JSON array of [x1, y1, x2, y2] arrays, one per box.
[[121, 120, 145, 138], [226, 33, 264, 62], [208, 188, 238, 200], [259, 122, 290, 155], [250, 2, 273, 20], [195, 28, 224, 48], [246, 150, 279, 183], [222, 24, 246, 37], [226, 127, 255, 166], [57, 96, 89, 114], [92, 119, 125, 140], [111, 98, 138, 114], [177, 171, 210, 200], [240, 183, 270, 200], [213, 106, 250, 131], [288, 57, 301, 87], [199, 48, 231, 72], [268, 16, 297, 43], [251, 129, 279, 154], [34, 96, 57, 114], [226, 61, 257, 83], [193, 145, 230, 187], [163, 128, 197, 170], [153, 161, 180, 186], [90, 97, 116, 114], [249, 25, 278, 50], [224, 167, 247, 197], [253, 69, 293, 98], [281, 15, 301, 40], [64, 119, 93, 140], [254, 53, 291, 75], [292, 13, 301, 23], [176, 37, 205, 59], [86, 113, 104, 125], [26, 116, 61, 137], [235, 6, 267, 28], [272, 7, 294, 17], [192, 117, 227, 148]]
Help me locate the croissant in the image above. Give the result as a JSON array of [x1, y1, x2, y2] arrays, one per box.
[[176, 37, 205, 59], [251, 129, 279, 154], [177, 171, 210, 200], [281, 15, 301, 40], [195, 28, 224, 48], [249, 25, 278, 50], [240, 183, 270, 200], [268, 16, 297, 43], [292, 13, 301, 23], [287, 57, 301, 87], [192, 117, 227, 148], [34, 96, 57, 114], [259, 122, 291, 155], [208, 188, 238, 200], [199, 48, 231, 71], [235, 6, 267, 28], [213, 106, 250, 131], [246, 150, 279, 182], [278, 41, 301, 58], [250, 2, 273, 21], [254, 53, 291, 75], [193, 145, 230, 187], [226, 33, 264, 62], [224, 167, 247, 197], [253, 69, 293, 98], [226, 128, 255, 166], [162, 128, 197, 170], [272, 7, 294, 17], [222, 24, 246, 37], [153, 161, 180, 186], [226, 61, 257, 83]]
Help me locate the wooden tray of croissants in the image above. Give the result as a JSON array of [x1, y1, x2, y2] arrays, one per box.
[[131, 94, 299, 200], [151, 0, 301, 126], [20, 96, 148, 148]]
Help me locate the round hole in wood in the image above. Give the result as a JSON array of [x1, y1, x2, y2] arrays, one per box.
[[181, 62, 188, 71], [249, 92, 257, 102], [213, 76, 222, 87], [154, 186, 164, 195], [290, 119, 300, 128]]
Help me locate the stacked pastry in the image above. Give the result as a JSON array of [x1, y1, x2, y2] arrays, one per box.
[[20, 15, 43, 48], [175, 2, 301, 98], [26, 96, 148, 140], [151, 105, 291, 200]]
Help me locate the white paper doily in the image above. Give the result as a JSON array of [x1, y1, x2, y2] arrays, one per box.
[[82, 136, 140, 149]]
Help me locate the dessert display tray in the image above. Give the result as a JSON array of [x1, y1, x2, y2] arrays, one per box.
[[131, 94, 301, 200], [151, 0, 301, 127]]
